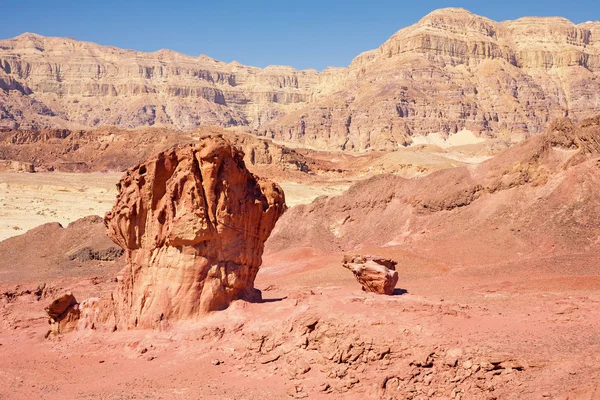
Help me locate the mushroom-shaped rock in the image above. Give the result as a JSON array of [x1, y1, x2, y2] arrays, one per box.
[[104, 135, 286, 328], [343, 255, 399, 295]]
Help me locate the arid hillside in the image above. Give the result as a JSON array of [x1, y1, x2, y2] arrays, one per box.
[[1, 8, 599, 150], [267, 115, 600, 267]]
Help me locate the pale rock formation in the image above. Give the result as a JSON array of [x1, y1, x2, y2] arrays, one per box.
[[261, 9, 600, 150], [342, 255, 399, 295], [0, 34, 328, 131], [1, 8, 599, 150], [0, 160, 34, 172], [104, 135, 286, 328]]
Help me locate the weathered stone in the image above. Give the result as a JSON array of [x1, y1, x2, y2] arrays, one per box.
[[342, 255, 399, 295], [104, 135, 286, 328], [45, 293, 80, 337], [45, 293, 77, 320]]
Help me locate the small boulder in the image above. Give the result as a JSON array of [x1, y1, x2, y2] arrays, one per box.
[[45, 293, 80, 337], [342, 255, 399, 295], [45, 293, 77, 320]]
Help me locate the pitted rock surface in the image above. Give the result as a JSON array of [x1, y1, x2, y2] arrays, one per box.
[[104, 135, 286, 328]]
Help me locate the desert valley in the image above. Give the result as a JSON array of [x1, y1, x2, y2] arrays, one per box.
[[1, 7, 600, 400]]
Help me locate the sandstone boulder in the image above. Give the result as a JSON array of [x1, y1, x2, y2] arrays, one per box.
[[104, 135, 286, 328], [343, 255, 398, 295], [45, 293, 80, 336]]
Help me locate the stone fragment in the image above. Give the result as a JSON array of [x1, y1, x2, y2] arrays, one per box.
[[45, 293, 77, 320], [342, 255, 399, 295]]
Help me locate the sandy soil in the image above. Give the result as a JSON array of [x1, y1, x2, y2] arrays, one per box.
[[0, 173, 120, 242], [0, 172, 350, 241], [279, 182, 350, 207], [410, 130, 487, 148], [2, 249, 600, 399]]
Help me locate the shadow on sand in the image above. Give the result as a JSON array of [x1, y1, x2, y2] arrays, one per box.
[[392, 288, 408, 296], [260, 296, 288, 303]]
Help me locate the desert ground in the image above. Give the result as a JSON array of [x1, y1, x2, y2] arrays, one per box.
[[1, 118, 600, 399], [2, 230, 600, 399], [1, 5, 600, 400], [0, 172, 350, 242]]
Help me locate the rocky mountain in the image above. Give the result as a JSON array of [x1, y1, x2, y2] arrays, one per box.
[[1, 8, 599, 150], [261, 9, 600, 150], [0, 34, 340, 131]]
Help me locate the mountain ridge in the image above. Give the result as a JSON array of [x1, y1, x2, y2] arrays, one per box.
[[1, 8, 600, 150]]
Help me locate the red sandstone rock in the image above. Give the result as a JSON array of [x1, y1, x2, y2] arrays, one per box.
[[45, 293, 77, 320], [45, 293, 80, 336], [104, 135, 286, 328], [342, 255, 399, 295]]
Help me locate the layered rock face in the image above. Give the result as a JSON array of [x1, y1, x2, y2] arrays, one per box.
[[0, 34, 329, 131], [260, 9, 600, 150], [104, 135, 286, 328], [1, 8, 599, 150]]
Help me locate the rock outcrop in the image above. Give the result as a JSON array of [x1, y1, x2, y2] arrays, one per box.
[[1, 9, 599, 150], [104, 135, 286, 328], [0, 160, 34, 172], [342, 255, 399, 295]]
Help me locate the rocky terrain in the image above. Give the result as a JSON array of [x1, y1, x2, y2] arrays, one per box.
[[2, 7, 600, 399], [1, 117, 600, 399], [0, 215, 123, 283], [0, 126, 313, 174], [268, 116, 600, 262], [1, 8, 600, 150]]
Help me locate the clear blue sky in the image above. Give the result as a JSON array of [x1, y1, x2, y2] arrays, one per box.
[[1, 0, 598, 70]]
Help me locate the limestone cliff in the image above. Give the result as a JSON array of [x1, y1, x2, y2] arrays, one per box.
[[1, 8, 600, 150], [260, 9, 600, 150]]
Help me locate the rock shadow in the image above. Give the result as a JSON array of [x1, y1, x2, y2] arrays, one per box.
[[392, 288, 408, 296], [260, 296, 288, 303]]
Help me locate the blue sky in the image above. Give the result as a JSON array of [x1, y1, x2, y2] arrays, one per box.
[[1, 0, 598, 70]]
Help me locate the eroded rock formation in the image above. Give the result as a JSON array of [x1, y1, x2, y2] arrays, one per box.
[[104, 135, 286, 328], [343, 255, 399, 295]]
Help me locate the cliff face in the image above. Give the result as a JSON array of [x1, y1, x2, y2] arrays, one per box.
[[1, 8, 600, 150], [260, 9, 600, 150], [0, 34, 333, 130]]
